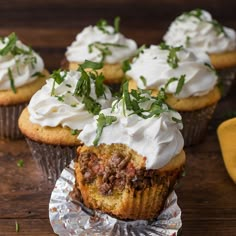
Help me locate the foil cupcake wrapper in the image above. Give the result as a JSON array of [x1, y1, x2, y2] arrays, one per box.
[[217, 67, 236, 97], [49, 161, 182, 236], [180, 103, 217, 146], [26, 138, 77, 183], [0, 103, 27, 139]]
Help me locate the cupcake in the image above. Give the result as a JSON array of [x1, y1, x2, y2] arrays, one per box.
[[63, 17, 137, 90], [74, 83, 185, 220], [126, 44, 221, 146], [18, 62, 113, 182], [163, 9, 236, 95], [0, 32, 48, 139]]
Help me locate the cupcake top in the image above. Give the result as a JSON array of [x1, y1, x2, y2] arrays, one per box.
[[0, 33, 44, 92], [28, 62, 113, 130], [126, 44, 218, 98], [163, 9, 236, 54], [79, 83, 184, 170], [65, 17, 137, 64]]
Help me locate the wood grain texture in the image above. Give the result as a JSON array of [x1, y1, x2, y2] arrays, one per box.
[[0, 0, 236, 235]]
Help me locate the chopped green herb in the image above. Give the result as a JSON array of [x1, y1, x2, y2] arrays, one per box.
[[139, 76, 147, 86], [122, 59, 131, 73], [204, 62, 216, 74], [80, 60, 103, 70], [0, 32, 17, 56], [114, 16, 120, 33], [159, 43, 182, 69], [66, 83, 72, 88], [8, 68, 16, 93], [94, 73, 105, 97], [32, 72, 45, 78], [71, 104, 77, 107], [88, 42, 127, 63], [15, 220, 19, 232], [210, 19, 227, 36], [134, 45, 146, 58], [172, 117, 182, 123], [51, 70, 67, 96], [82, 96, 101, 115], [71, 129, 80, 135], [93, 113, 117, 146], [165, 75, 186, 95], [17, 159, 24, 168], [56, 95, 64, 102], [185, 36, 191, 47]]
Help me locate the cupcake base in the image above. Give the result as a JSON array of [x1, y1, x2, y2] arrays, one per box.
[[26, 138, 77, 183], [180, 104, 217, 146], [0, 103, 28, 139]]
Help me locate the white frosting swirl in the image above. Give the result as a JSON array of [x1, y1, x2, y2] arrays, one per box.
[[126, 45, 218, 98], [28, 71, 113, 130], [79, 98, 184, 170], [66, 25, 137, 63], [163, 9, 236, 53], [0, 38, 44, 90]]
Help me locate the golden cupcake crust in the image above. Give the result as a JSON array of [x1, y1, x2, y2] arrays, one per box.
[[209, 50, 236, 69], [75, 143, 185, 220], [18, 107, 82, 146], [68, 61, 124, 84], [0, 69, 49, 106], [128, 79, 221, 111]]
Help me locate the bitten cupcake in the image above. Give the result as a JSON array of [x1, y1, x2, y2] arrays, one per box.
[[18, 62, 113, 182], [163, 9, 236, 95], [126, 44, 221, 146], [63, 17, 137, 89], [74, 83, 185, 220], [0, 32, 48, 139]]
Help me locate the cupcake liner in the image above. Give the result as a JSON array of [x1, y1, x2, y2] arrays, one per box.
[[180, 103, 217, 146], [217, 67, 236, 97], [0, 102, 27, 139], [49, 161, 182, 236], [25, 138, 77, 183]]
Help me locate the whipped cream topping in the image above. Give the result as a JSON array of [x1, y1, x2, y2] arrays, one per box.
[[28, 71, 113, 130], [163, 9, 236, 54], [79, 97, 184, 170], [126, 45, 218, 98], [0, 36, 44, 90], [66, 25, 137, 64]]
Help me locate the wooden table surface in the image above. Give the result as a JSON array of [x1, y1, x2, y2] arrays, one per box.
[[0, 1, 236, 235]]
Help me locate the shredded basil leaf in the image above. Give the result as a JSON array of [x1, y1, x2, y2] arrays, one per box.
[[122, 59, 131, 73], [8, 68, 16, 93]]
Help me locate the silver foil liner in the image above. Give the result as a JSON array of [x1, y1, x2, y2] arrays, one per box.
[[180, 103, 217, 146], [0, 102, 27, 139], [49, 161, 182, 236], [26, 138, 77, 183], [217, 67, 236, 97]]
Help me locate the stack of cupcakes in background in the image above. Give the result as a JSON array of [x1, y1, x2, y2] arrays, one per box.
[[18, 61, 114, 182], [63, 17, 137, 91], [163, 9, 236, 96], [126, 44, 221, 146], [0, 32, 49, 139]]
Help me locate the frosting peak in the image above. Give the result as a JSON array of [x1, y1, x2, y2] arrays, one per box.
[[28, 70, 113, 130], [163, 9, 236, 53], [0, 33, 44, 91], [126, 45, 218, 98], [66, 21, 137, 64]]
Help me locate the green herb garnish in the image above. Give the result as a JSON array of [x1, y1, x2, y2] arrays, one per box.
[[17, 159, 24, 168], [134, 44, 146, 58], [50, 70, 67, 96], [185, 36, 191, 47], [178, 8, 203, 21], [159, 42, 182, 69], [122, 59, 131, 73], [165, 75, 186, 95], [32, 72, 45, 78], [93, 113, 117, 146], [15, 220, 19, 232], [0, 33, 17, 56], [96, 16, 121, 35], [71, 129, 80, 135], [80, 60, 103, 70], [139, 76, 147, 87], [88, 42, 127, 63], [8, 68, 16, 93]]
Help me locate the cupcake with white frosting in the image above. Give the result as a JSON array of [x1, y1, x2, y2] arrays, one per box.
[[63, 17, 137, 89], [126, 44, 221, 146], [74, 83, 185, 220], [163, 9, 236, 95], [18, 62, 113, 182], [0, 32, 49, 139]]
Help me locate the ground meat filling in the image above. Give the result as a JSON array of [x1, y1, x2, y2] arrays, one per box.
[[78, 151, 169, 195]]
